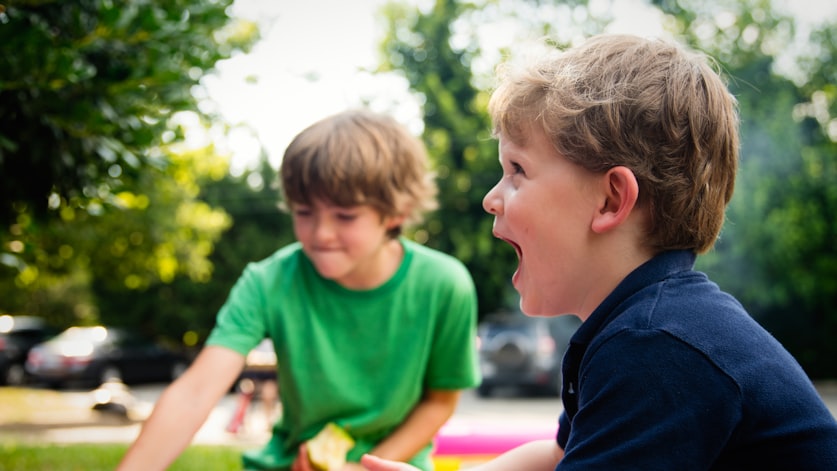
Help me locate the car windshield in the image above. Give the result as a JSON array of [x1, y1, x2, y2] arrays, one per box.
[[55, 326, 114, 345]]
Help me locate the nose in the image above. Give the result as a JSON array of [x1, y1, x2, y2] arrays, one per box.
[[482, 182, 503, 215], [311, 214, 336, 242]]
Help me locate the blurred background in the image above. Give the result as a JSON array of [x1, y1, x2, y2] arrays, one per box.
[[1, 0, 836, 389]]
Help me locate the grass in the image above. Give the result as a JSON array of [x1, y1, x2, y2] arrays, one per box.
[[0, 442, 246, 471]]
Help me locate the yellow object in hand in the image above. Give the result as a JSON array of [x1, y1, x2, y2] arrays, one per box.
[[307, 422, 356, 471]]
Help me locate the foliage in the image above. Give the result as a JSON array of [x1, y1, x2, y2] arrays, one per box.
[[99, 159, 297, 345], [0, 136, 235, 334], [0, 0, 259, 335], [0, 0, 255, 224], [89, 139, 234, 335]]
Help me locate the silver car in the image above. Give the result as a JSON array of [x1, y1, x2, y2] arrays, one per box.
[[477, 311, 581, 397]]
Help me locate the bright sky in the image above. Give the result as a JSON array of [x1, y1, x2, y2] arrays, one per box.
[[202, 0, 417, 174], [203, 0, 834, 174], [203, 0, 667, 173]]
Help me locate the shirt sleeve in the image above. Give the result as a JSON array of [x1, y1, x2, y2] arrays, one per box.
[[424, 260, 481, 390], [205, 261, 271, 356]]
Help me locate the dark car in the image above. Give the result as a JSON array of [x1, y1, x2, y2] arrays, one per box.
[[477, 310, 581, 397], [0, 315, 58, 386], [25, 325, 190, 388], [231, 338, 278, 394], [241, 338, 277, 381]]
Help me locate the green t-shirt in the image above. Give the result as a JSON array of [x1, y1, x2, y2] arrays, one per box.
[[205, 238, 480, 470]]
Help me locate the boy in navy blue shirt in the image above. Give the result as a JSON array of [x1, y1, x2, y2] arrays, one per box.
[[362, 34, 837, 470]]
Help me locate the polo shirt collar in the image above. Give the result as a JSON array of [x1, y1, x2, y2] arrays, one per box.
[[571, 250, 696, 345]]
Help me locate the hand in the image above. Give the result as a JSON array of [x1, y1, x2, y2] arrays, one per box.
[[339, 462, 369, 471], [359, 454, 421, 471], [291, 444, 315, 471]]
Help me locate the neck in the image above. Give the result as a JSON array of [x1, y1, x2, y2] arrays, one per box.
[[338, 238, 404, 290]]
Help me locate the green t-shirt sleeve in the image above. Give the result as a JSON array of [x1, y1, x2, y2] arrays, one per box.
[[205, 260, 272, 356], [420, 251, 481, 390]]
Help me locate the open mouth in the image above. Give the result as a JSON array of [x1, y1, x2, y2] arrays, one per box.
[[508, 239, 522, 259], [503, 237, 524, 287], [495, 233, 522, 260]]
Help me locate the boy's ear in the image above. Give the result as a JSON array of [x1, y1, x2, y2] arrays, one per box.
[[591, 166, 639, 234], [384, 213, 407, 230]]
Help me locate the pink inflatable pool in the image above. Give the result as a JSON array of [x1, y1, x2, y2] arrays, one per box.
[[432, 416, 557, 468]]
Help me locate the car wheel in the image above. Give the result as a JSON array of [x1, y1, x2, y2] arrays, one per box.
[[4, 363, 26, 386], [100, 364, 123, 384], [476, 383, 493, 398]]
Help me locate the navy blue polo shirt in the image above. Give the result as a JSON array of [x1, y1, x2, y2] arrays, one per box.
[[557, 250, 837, 470]]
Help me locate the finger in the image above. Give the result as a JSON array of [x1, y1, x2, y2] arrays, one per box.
[[298, 444, 314, 471], [291, 444, 307, 471], [360, 454, 412, 471]]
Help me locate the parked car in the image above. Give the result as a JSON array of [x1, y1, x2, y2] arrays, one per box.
[[25, 325, 190, 388], [0, 315, 58, 386], [226, 339, 279, 433], [241, 338, 278, 381], [477, 310, 581, 397]]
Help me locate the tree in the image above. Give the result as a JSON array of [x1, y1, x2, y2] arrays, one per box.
[[0, 0, 259, 335], [148, 158, 296, 345], [0, 0, 256, 224], [1, 133, 235, 332]]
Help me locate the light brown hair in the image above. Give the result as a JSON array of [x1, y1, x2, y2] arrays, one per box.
[[489, 34, 739, 254], [279, 109, 437, 237]]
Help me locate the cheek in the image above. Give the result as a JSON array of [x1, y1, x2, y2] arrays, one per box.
[[291, 218, 312, 239], [342, 221, 378, 245], [505, 196, 538, 234]]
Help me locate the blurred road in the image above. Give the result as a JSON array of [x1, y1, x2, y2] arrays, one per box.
[[1, 381, 836, 447], [0, 383, 562, 446]]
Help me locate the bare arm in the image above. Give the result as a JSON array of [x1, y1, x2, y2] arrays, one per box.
[[465, 439, 563, 471], [361, 439, 563, 471], [369, 388, 461, 462], [117, 346, 245, 471]]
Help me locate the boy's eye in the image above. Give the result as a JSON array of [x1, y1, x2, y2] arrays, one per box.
[[293, 207, 312, 217], [510, 161, 525, 175], [336, 212, 358, 221]]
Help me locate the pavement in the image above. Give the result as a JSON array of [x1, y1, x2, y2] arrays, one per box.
[[2, 380, 837, 447], [0, 383, 273, 447]]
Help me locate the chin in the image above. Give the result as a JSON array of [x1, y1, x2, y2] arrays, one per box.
[[518, 298, 541, 317], [312, 266, 347, 281], [520, 295, 561, 317]]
